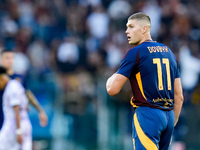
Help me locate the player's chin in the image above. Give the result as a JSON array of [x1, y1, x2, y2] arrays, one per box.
[[129, 40, 140, 45], [128, 41, 135, 45]]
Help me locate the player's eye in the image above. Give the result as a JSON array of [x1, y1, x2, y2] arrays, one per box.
[[126, 26, 133, 29], [127, 26, 133, 29]]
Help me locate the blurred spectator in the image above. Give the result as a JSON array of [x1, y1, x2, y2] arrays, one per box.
[[86, 5, 109, 40], [18, 0, 35, 28], [13, 50, 30, 75], [56, 36, 79, 73], [27, 40, 50, 73], [108, 0, 131, 20], [108, 0, 131, 30], [179, 41, 200, 104], [79, 0, 102, 7], [105, 42, 123, 69], [142, 0, 161, 39]]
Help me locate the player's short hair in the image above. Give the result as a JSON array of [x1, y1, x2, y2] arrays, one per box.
[[0, 66, 7, 75], [1, 49, 14, 56], [128, 12, 151, 30], [128, 12, 151, 22]]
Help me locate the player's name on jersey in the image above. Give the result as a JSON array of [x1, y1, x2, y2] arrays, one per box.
[[147, 46, 169, 53], [153, 98, 173, 103]]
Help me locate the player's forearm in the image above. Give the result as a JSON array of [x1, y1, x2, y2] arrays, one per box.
[[14, 106, 23, 143], [13, 105, 21, 129], [173, 95, 184, 126], [26, 90, 43, 113]]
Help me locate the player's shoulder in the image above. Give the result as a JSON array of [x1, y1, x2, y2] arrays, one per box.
[[122, 46, 140, 59], [6, 79, 23, 89], [9, 74, 24, 83]]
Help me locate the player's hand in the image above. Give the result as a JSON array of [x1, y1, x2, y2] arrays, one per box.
[[17, 134, 23, 144], [39, 111, 48, 127]]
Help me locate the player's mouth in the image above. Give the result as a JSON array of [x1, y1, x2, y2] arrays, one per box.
[[127, 36, 131, 41]]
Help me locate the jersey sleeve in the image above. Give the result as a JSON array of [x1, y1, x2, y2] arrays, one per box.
[[8, 81, 21, 107], [174, 55, 180, 78], [117, 48, 139, 78], [175, 67, 180, 78]]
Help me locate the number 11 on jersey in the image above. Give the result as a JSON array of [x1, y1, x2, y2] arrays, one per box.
[[153, 58, 171, 91]]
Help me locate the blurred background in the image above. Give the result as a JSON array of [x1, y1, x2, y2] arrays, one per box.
[[0, 0, 200, 149]]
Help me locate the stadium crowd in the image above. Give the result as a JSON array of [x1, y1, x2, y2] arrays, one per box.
[[0, 0, 200, 149]]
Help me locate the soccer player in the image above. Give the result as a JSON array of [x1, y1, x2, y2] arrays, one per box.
[[0, 49, 48, 129], [106, 12, 184, 150], [0, 66, 32, 150]]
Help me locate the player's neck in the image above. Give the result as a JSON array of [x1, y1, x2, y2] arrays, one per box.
[[7, 69, 14, 76], [139, 34, 152, 45], [2, 75, 10, 89]]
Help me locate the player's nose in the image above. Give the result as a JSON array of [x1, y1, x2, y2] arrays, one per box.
[[125, 29, 129, 34]]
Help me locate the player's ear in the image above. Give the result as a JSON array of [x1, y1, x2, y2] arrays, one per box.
[[142, 25, 148, 34]]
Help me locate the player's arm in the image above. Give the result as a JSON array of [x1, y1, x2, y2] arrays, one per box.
[[106, 73, 128, 96], [107, 48, 136, 96], [13, 105, 23, 144], [173, 78, 184, 126], [26, 90, 48, 127]]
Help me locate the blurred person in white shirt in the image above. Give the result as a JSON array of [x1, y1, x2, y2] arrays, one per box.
[[0, 66, 32, 150], [0, 49, 48, 127]]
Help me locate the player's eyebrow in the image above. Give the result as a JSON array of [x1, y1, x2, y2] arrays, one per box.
[[126, 24, 133, 28], [126, 23, 130, 27]]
